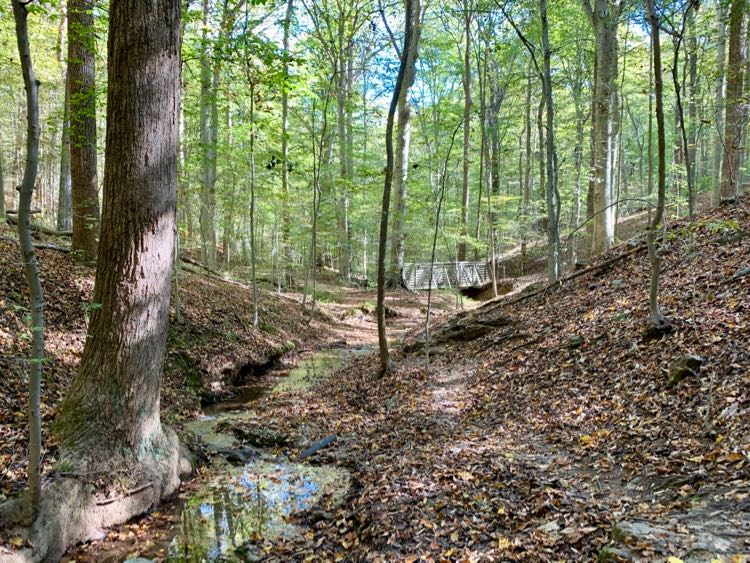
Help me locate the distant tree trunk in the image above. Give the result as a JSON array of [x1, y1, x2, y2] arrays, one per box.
[[720, 0, 747, 199], [570, 89, 585, 266], [57, 74, 72, 231], [199, 0, 219, 270], [222, 107, 236, 268], [389, 0, 422, 288], [248, 82, 259, 327], [540, 0, 561, 282], [378, 0, 414, 374], [56, 0, 182, 467], [671, 2, 698, 219], [581, 0, 622, 255], [646, 0, 669, 331], [686, 3, 698, 211], [711, 2, 726, 205], [0, 146, 5, 221], [522, 67, 532, 262], [537, 97, 545, 211], [647, 29, 654, 196], [336, 47, 351, 281], [458, 0, 472, 262], [12, 0, 44, 515], [281, 0, 293, 282], [742, 18, 750, 185], [68, 0, 99, 261]]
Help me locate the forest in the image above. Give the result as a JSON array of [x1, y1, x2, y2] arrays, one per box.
[[0, 0, 748, 560]]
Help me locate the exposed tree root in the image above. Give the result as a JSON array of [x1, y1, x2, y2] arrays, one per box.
[[0, 428, 193, 562]]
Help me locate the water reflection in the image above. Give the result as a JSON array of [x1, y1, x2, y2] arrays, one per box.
[[167, 459, 348, 561]]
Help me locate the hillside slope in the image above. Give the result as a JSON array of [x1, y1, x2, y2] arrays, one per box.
[[213, 197, 749, 561], [0, 228, 342, 500]]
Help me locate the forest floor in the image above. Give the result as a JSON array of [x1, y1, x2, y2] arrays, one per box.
[[3, 197, 750, 562], [56, 198, 750, 562]]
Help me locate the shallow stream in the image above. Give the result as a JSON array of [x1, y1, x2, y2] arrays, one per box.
[[115, 349, 362, 562]]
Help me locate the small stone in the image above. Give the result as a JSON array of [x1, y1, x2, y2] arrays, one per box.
[[538, 521, 560, 534], [667, 354, 704, 387], [611, 279, 625, 288]]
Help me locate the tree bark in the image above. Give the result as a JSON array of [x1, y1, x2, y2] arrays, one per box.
[[581, 0, 622, 255], [389, 0, 422, 288], [56, 0, 182, 467], [720, 0, 747, 199], [68, 0, 100, 261], [12, 0, 45, 515]]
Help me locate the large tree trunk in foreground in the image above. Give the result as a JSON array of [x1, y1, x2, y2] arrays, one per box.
[[0, 7, 193, 556], [57, 0, 182, 467], [68, 0, 100, 261], [720, 0, 747, 199]]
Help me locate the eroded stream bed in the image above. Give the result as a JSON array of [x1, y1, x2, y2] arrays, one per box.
[[65, 349, 363, 562]]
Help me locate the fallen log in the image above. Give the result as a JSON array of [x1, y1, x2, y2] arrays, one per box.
[[5, 214, 72, 236], [0, 235, 70, 253]]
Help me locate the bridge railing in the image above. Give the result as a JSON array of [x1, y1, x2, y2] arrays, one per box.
[[403, 261, 489, 290]]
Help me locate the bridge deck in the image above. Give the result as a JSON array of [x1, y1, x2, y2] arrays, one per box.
[[403, 261, 489, 291]]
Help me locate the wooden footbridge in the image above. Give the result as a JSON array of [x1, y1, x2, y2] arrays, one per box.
[[402, 261, 490, 291]]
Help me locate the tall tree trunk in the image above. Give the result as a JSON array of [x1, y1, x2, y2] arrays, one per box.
[[248, 82, 259, 327], [720, 0, 747, 199], [336, 45, 351, 281], [389, 0, 422, 288], [458, 0, 472, 262], [12, 0, 44, 514], [377, 0, 415, 374], [199, 0, 218, 270], [711, 1, 726, 205], [582, 0, 622, 255], [56, 0, 182, 467], [541, 0, 561, 282], [646, 0, 669, 331], [57, 72, 72, 230], [68, 0, 99, 261], [281, 0, 293, 282], [522, 67, 532, 262]]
